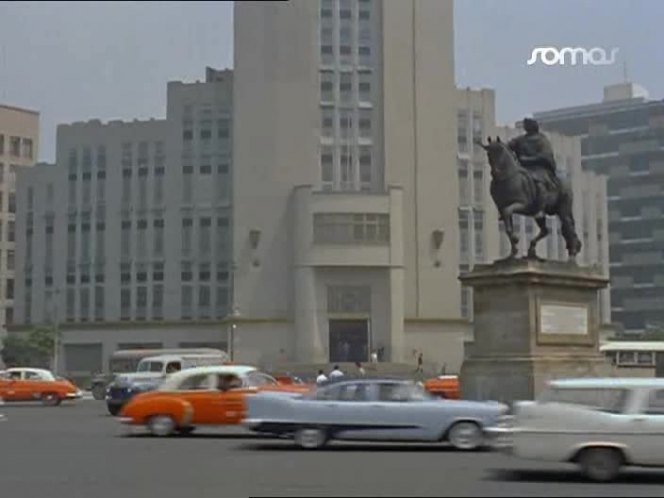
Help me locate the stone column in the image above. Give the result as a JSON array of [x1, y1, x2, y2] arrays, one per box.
[[294, 266, 325, 363]]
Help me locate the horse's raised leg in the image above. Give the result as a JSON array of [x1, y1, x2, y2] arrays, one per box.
[[527, 214, 549, 259], [560, 214, 582, 261]]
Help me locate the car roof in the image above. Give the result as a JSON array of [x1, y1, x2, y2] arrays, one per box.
[[165, 364, 257, 379], [6, 367, 53, 375], [139, 354, 224, 362], [549, 378, 664, 389], [321, 376, 414, 386]]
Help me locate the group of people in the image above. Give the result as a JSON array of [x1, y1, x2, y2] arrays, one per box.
[[315, 362, 366, 384]]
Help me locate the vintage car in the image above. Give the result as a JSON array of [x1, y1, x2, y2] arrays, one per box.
[[243, 378, 508, 450], [118, 365, 311, 436], [486, 378, 664, 482], [423, 375, 460, 399], [0, 368, 82, 406], [105, 352, 228, 416]]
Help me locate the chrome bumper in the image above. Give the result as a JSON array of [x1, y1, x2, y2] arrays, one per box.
[[242, 418, 264, 430], [65, 390, 83, 399], [484, 426, 515, 453]]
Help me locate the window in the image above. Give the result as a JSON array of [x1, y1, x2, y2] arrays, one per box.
[[340, 150, 354, 191], [181, 285, 193, 319], [645, 390, 664, 415], [182, 218, 193, 256], [137, 219, 147, 259], [321, 146, 334, 187], [474, 210, 485, 261], [358, 46, 371, 65], [217, 118, 230, 139], [199, 217, 212, 257], [181, 261, 193, 282], [121, 220, 131, 258], [80, 288, 90, 321], [5, 279, 13, 300], [339, 73, 352, 103], [359, 109, 372, 138], [538, 388, 628, 414], [359, 9, 370, 20], [358, 72, 371, 102], [153, 219, 164, 258], [10, 137, 20, 157], [216, 217, 230, 258], [94, 287, 104, 321], [472, 112, 483, 151], [320, 71, 334, 101], [152, 284, 164, 319], [121, 288, 131, 320], [321, 108, 334, 137], [8, 193, 15, 214], [97, 175, 105, 203], [321, 45, 334, 64], [359, 146, 372, 191], [178, 374, 211, 391], [314, 213, 389, 245], [136, 287, 147, 320], [6, 250, 13, 271], [183, 129, 193, 141], [339, 26, 352, 45], [97, 145, 106, 170], [473, 169, 483, 204], [122, 174, 131, 204], [121, 142, 132, 167], [69, 177, 77, 205], [216, 286, 229, 317], [199, 263, 211, 282], [7, 221, 14, 243], [199, 286, 211, 317], [340, 9, 351, 19], [153, 262, 164, 282], [459, 209, 469, 256], [183, 167, 193, 203], [457, 111, 468, 153]]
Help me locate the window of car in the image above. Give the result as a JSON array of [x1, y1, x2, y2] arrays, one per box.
[[538, 387, 628, 414], [216, 374, 243, 391], [165, 361, 182, 374], [644, 389, 664, 415], [314, 384, 343, 401], [8, 371, 22, 380], [137, 361, 164, 373], [177, 374, 212, 391], [337, 383, 372, 402], [24, 371, 44, 381], [245, 371, 277, 388], [377, 383, 419, 402]]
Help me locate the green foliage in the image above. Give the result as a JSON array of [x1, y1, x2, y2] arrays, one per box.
[[1, 327, 56, 369]]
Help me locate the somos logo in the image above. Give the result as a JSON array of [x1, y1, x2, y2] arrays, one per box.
[[527, 47, 619, 66]]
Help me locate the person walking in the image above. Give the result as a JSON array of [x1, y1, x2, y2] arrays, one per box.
[[329, 365, 344, 379], [355, 362, 366, 376], [316, 369, 328, 384], [416, 351, 424, 374]]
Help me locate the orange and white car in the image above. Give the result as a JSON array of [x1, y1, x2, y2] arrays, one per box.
[[0, 368, 82, 406], [119, 365, 312, 436]]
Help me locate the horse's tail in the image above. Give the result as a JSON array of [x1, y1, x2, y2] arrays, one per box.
[[557, 180, 582, 255]]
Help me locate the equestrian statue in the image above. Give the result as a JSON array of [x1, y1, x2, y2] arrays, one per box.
[[476, 118, 582, 261]]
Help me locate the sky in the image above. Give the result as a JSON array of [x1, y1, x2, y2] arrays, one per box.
[[0, 0, 662, 162]]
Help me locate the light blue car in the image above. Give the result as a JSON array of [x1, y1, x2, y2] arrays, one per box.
[[243, 378, 508, 450]]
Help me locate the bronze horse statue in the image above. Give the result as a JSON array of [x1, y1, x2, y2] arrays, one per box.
[[477, 136, 582, 261]]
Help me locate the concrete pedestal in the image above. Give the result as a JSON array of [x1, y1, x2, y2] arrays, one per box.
[[459, 258, 613, 403]]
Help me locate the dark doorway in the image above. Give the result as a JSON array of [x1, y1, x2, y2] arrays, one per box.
[[329, 319, 369, 363]]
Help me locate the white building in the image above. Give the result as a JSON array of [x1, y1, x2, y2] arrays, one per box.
[[0, 105, 39, 336]]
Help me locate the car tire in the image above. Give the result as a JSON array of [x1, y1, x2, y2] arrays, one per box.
[[447, 421, 483, 451], [107, 404, 123, 417], [578, 447, 623, 482], [92, 385, 106, 401], [41, 393, 62, 407], [147, 415, 176, 437], [294, 427, 328, 450]]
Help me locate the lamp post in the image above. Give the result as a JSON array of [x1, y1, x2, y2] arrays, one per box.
[[227, 262, 239, 361], [49, 288, 61, 374]]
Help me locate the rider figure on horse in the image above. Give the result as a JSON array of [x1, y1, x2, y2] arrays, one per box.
[[507, 118, 561, 195]]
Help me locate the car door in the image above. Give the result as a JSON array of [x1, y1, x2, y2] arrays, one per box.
[[174, 373, 219, 425], [0, 371, 19, 401], [361, 382, 430, 441], [330, 382, 379, 441], [628, 388, 664, 466], [11, 370, 34, 401]]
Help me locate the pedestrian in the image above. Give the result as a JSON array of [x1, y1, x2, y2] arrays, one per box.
[[416, 351, 424, 373], [329, 365, 344, 379], [355, 361, 366, 376], [370, 350, 378, 364], [316, 369, 328, 384]]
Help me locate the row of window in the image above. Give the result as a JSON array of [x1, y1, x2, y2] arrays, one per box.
[[320, 144, 374, 192], [320, 71, 373, 104], [0, 135, 33, 160], [457, 111, 484, 154], [313, 213, 389, 245], [182, 119, 231, 142], [69, 145, 108, 173]]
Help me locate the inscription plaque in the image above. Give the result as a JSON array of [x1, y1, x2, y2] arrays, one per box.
[[539, 304, 588, 335]]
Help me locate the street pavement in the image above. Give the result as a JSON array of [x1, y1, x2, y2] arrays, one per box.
[[1, 402, 664, 498]]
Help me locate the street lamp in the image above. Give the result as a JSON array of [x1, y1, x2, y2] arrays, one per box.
[[49, 289, 61, 374], [228, 306, 240, 361]]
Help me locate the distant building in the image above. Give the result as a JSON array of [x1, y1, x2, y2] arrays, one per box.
[[13, 68, 233, 376], [535, 82, 664, 334], [0, 104, 39, 336]]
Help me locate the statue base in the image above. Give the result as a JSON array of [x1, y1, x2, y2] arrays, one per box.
[[459, 258, 613, 403]]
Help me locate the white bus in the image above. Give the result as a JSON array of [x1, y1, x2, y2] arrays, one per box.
[[599, 341, 664, 368]]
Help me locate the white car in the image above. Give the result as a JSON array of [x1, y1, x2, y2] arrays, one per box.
[[486, 378, 664, 481]]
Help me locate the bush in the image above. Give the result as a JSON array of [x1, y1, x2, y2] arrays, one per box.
[[1, 328, 55, 369]]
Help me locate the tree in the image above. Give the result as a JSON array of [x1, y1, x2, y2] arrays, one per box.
[[1, 327, 55, 369]]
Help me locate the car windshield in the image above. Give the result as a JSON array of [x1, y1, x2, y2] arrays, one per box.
[[109, 359, 141, 373], [137, 361, 164, 373]]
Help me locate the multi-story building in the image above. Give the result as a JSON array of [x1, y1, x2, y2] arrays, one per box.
[[232, 0, 466, 367], [0, 105, 39, 336], [13, 68, 233, 375], [534, 82, 664, 333], [455, 88, 610, 323]]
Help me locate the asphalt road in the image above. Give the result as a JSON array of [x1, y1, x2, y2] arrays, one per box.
[[2, 401, 664, 498]]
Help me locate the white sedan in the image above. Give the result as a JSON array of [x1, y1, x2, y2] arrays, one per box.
[[486, 378, 664, 481]]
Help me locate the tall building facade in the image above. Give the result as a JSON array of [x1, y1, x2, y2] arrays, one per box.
[[232, 0, 466, 367], [0, 105, 39, 336], [535, 83, 664, 333], [455, 89, 611, 323], [13, 69, 233, 375]]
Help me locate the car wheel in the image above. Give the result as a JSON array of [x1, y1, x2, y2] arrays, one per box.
[[92, 385, 106, 400], [294, 427, 328, 449], [578, 447, 623, 482], [447, 421, 483, 450], [41, 393, 62, 407], [107, 404, 122, 417], [147, 415, 176, 437]]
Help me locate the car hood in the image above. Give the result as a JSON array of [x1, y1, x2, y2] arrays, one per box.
[[112, 373, 164, 387]]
